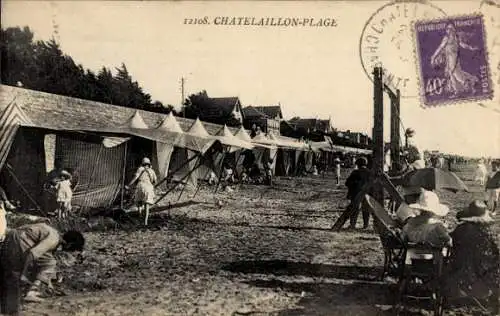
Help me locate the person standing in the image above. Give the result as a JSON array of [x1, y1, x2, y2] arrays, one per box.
[[54, 170, 73, 219], [264, 159, 273, 186], [334, 158, 342, 186], [474, 159, 488, 185], [486, 160, 499, 215], [0, 223, 85, 314], [345, 157, 371, 229], [126, 157, 157, 226]]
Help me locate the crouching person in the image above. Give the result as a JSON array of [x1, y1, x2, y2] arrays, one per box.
[[0, 223, 85, 315]]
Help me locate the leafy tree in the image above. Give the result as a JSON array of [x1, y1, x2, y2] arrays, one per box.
[[1, 26, 171, 115]]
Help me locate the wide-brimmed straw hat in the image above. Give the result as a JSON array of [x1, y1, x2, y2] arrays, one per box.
[[409, 190, 449, 217], [457, 200, 493, 223], [60, 170, 72, 178], [142, 157, 151, 165]]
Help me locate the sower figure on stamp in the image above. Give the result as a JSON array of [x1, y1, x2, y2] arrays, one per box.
[[430, 24, 479, 96], [345, 157, 371, 229], [0, 223, 85, 315]]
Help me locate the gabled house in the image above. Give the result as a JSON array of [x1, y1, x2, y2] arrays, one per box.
[[242, 105, 283, 136], [184, 91, 244, 126], [206, 97, 244, 123]]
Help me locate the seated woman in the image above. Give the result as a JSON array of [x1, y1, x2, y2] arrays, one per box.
[[444, 200, 499, 314], [403, 190, 451, 248]]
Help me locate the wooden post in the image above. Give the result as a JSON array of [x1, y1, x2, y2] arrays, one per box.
[[387, 87, 401, 174], [372, 67, 384, 204]]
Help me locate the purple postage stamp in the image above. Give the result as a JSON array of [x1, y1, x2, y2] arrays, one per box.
[[414, 14, 493, 106]]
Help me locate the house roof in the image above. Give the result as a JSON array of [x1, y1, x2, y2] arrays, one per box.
[[0, 85, 238, 136], [209, 97, 240, 110], [242, 106, 266, 118], [242, 105, 282, 119], [193, 96, 242, 120], [252, 106, 282, 119], [205, 97, 240, 116]]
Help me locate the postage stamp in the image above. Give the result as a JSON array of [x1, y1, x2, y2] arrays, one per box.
[[414, 14, 494, 106]]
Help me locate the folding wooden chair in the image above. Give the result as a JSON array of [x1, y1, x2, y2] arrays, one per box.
[[363, 195, 406, 280]]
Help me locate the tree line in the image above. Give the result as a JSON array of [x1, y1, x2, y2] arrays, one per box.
[[1, 26, 176, 114]]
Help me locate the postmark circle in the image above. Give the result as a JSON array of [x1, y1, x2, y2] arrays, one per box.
[[359, 0, 446, 98]]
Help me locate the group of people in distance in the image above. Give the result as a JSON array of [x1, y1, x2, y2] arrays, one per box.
[[208, 160, 274, 187], [343, 148, 499, 313]]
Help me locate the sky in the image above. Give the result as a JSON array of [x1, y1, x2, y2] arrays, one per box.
[[2, 0, 499, 157]]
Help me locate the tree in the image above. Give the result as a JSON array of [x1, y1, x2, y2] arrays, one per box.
[[151, 100, 177, 115], [0, 26, 37, 87], [1, 26, 169, 114]]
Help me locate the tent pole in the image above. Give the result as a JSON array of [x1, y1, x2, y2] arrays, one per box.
[[154, 151, 200, 189], [120, 141, 128, 210], [213, 147, 228, 195], [176, 155, 202, 202], [191, 151, 217, 199], [152, 152, 203, 206], [5, 163, 45, 216]]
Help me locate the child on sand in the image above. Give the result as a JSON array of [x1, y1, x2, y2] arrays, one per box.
[[55, 170, 73, 219]]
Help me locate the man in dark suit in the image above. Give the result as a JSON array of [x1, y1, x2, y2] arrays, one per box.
[[345, 157, 372, 229]]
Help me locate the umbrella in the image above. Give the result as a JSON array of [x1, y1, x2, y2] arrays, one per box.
[[403, 168, 468, 193], [486, 171, 500, 189]]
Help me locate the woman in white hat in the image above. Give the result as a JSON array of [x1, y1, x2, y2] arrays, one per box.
[[126, 157, 157, 226], [444, 200, 498, 314], [402, 189, 452, 248]]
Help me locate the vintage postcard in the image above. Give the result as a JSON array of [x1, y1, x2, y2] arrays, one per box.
[[0, 1, 499, 315]]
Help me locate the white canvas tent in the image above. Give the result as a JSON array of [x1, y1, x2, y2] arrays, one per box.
[[166, 118, 216, 190], [214, 125, 254, 152]]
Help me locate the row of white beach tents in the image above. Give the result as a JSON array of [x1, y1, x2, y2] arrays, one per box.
[[0, 85, 370, 214]]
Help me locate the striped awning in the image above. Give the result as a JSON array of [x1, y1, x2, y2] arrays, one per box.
[[0, 95, 33, 169]]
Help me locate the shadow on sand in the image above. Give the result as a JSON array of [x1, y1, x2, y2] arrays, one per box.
[[223, 260, 442, 316], [222, 260, 383, 281]]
